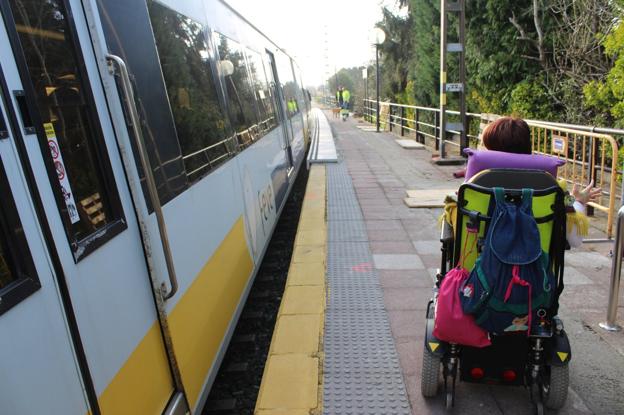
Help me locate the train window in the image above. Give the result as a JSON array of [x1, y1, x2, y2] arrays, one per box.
[[148, 2, 235, 182], [0, 229, 16, 290], [275, 52, 300, 118], [294, 69, 309, 112], [0, 155, 40, 315], [245, 49, 277, 135], [214, 33, 261, 149], [8, 0, 125, 259]]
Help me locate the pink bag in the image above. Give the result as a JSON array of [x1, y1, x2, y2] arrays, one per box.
[[433, 229, 491, 348]]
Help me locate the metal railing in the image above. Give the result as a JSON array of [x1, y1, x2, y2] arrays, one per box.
[[529, 122, 620, 238], [362, 99, 482, 154], [361, 98, 624, 238]]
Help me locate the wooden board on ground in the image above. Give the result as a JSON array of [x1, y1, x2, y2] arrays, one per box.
[[395, 139, 425, 150], [403, 189, 455, 208], [357, 126, 377, 131]]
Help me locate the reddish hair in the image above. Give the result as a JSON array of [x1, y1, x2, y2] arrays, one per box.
[[481, 117, 532, 155]]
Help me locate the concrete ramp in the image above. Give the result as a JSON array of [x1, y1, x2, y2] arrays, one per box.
[[307, 108, 338, 165], [404, 188, 455, 208]]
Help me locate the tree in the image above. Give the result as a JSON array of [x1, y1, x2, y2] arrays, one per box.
[[327, 0, 624, 128], [377, 6, 413, 101], [410, 0, 440, 108], [506, 0, 617, 122], [584, 3, 624, 127]]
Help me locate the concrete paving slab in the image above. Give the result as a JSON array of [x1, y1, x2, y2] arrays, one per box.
[[417, 254, 443, 269], [383, 287, 432, 311], [370, 240, 417, 254], [565, 251, 612, 269], [413, 240, 443, 255], [379, 269, 435, 288], [373, 254, 426, 270], [563, 267, 594, 285], [387, 310, 422, 339], [396, 139, 426, 149], [367, 228, 410, 242]]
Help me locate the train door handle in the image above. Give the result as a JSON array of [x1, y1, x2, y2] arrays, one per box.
[[105, 54, 179, 300], [13, 90, 36, 135]]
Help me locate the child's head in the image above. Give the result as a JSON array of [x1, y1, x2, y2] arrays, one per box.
[[482, 117, 532, 155]]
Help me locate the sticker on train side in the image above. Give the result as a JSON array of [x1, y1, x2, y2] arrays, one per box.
[[257, 181, 275, 237], [44, 123, 80, 224], [242, 167, 277, 260]]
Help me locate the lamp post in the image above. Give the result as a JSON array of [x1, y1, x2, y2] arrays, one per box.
[[362, 67, 368, 120], [371, 28, 385, 132]]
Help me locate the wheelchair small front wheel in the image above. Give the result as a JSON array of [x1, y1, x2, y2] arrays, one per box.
[[543, 364, 569, 410]]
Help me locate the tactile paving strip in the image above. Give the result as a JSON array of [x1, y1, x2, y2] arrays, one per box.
[[324, 163, 411, 414]]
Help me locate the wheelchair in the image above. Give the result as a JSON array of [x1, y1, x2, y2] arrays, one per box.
[[421, 169, 572, 414]]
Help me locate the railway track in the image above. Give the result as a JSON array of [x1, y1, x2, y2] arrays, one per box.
[[202, 166, 310, 415]]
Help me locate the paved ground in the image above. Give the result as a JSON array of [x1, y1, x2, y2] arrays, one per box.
[[326, 111, 624, 415]]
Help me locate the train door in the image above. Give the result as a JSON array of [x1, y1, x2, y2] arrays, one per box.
[[0, 1, 183, 414], [0, 64, 91, 415], [266, 50, 295, 173]]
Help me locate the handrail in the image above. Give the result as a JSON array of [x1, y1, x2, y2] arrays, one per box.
[[600, 204, 624, 332], [526, 119, 624, 137], [363, 98, 481, 117], [106, 54, 179, 300]]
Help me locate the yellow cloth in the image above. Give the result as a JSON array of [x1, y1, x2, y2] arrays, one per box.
[[557, 179, 590, 237], [567, 210, 589, 237], [439, 195, 458, 231]]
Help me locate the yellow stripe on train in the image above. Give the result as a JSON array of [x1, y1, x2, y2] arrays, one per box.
[[98, 323, 174, 415], [169, 216, 254, 408], [96, 216, 253, 413]]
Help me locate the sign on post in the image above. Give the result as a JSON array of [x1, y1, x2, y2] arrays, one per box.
[[445, 83, 463, 92], [552, 135, 568, 155]]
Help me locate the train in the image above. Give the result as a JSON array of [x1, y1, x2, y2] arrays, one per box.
[[0, 0, 310, 414]]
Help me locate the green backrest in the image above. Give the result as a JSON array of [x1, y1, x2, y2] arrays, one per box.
[[456, 169, 564, 271]]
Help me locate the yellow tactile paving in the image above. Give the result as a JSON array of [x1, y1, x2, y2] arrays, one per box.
[[255, 355, 319, 409], [271, 314, 322, 354], [291, 245, 325, 264], [256, 410, 310, 415], [297, 216, 325, 231], [255, 165, 327, 415], [295, 229, 326, 246], [280, 285, 325, 315], [287, 262, 325, 286]]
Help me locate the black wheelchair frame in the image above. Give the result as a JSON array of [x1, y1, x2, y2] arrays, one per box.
[[423, 169, 572, 414]]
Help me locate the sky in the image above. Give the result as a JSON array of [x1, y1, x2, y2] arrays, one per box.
[[226, 0, 403, 87]]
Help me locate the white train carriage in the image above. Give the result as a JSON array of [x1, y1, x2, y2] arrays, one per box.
[[0, 0, 310, 414]]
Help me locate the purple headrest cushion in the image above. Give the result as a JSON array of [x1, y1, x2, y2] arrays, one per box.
[[464, 148, 565, 180]]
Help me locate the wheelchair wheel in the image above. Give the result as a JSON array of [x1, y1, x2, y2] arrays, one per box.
[[543, 364, 569, 410], [421, 347, 441, 397]]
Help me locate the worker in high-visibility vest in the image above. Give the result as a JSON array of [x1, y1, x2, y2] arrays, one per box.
[[336, 87, 343, 108], [342, 88, 351, 110]]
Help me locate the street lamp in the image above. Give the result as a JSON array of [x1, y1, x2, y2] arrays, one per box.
[[370, 27, 385, 132], [362, 67, 368, 121]]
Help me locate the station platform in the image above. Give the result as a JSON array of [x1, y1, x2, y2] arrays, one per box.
[[256, 110, 624, 415]]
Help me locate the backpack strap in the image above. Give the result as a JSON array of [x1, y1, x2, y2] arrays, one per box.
[[520, 188, 534, 213], [493, 187, 505, 204]]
